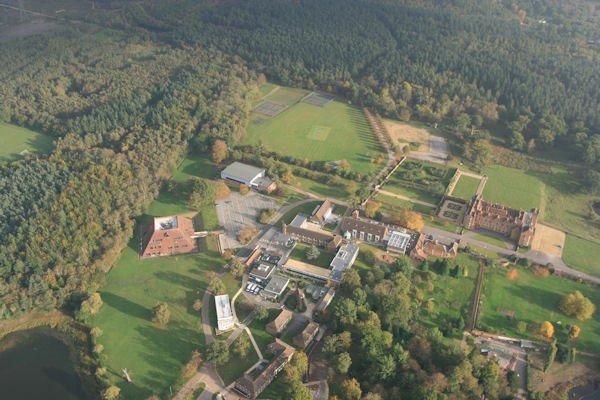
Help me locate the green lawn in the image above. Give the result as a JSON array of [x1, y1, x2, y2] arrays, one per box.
[[374, 193, 436, 214], [424, 218, 459, 234], [479, 265, 600, 353], [92, 236, 226, 399], [259, 83, 278, 97], [418, 254, 479, 337], [217, 331, 259, 385], [248, 309, 280, 356], [451, 175, 480, 200], [173, 153, 219, 181], [264, 86, 308, 106], [142, 189, 219, 231], [289, 243, 336, 268], [0, 122, 54, 161], [258, 372, 287, 399], [563, 235, 600, 278], [381, 184, 441, 205], [275, 200, 322, 228], [471, 234, 510, 249], [465, 244, 504, 260], [482, 165, 543, 210], [244, 100, 383, 175], [289, 176, 351, 200]]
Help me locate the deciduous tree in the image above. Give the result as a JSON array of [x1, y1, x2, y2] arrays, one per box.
[[212, 139, 228, 163], [152, 302, 171, 327], [560, 291, 595, 320]]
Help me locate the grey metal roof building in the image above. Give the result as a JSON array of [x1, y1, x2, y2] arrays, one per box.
[[215, 294, 234, 332], [221, 161, 267, 187]]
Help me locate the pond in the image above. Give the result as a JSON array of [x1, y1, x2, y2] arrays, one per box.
[[0, 328, 87, 400]]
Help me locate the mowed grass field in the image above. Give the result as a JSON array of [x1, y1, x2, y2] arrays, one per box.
[[263, 86, 308, 106], [480, 266, 600, 353], [244, 100, 383, 174], [451, 175, 480, 200], [482, 165, 543, 210], [0, 122, 54, 161], [92, 236, 226, 398], [563, 235, 600, 278]]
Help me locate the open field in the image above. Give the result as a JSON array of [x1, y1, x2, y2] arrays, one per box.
[[173, 153, 219, 181], [383, 119, 430, 152], [92, 236, 226, 398], [0, 122, 54, 161], [479, 266, 600, 353], [244, 100, 384, 174], [248, 309, 280, 356], [482, 165, 542, 210], [217, 331, 259, 385], [381, 183, 441, 205], [289, 243, 336, 268], [451, 174, 480, 200], [289, 176, 351, 201], [374, 193, 435, 214], [423, 218, 460, 233], [531, 223, 565, 257], [419, 254, 479, 338], [562, 235, 600, 278]]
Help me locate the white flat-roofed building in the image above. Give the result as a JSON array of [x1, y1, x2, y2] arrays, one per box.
[[386, 231, 412, 254], [329, 244, 359, 283], [215, 294, 235, 332]]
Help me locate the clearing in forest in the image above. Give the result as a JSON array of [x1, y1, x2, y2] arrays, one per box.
[[383, 119, 430, 152], [0, 122, 54, 161], [244, 100, 383, 174]]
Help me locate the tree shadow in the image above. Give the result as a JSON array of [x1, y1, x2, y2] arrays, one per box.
[[101, 292, 150, 321], [504, 284, 561, 314], [154, 271, 204, 292]]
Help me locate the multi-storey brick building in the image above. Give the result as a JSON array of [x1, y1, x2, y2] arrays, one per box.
[[340, 210, 388, 244], [140, 216, 198, 258], [463, 194, 538, 246]]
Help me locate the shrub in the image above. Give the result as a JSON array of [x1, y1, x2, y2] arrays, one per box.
[[559, 291, 596, 321]]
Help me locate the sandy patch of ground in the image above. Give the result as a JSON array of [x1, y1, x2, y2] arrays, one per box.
[[531, 223, 565, 257], [383, 120, 429, 152]]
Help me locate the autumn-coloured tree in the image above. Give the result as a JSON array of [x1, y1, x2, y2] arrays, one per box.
[[238, 226, 257, 244], [152, 302, 171, 327], [192, 299, 203, 312], [506, 269, 519, 281], [364, 200, 382, 218], [559, 291, 596, 321], [540, 321, 554, 339], [339, 378, 362, 400], [229, 259, 245, 278], [569, 325, 580, 339], [211, 139, 228, 163], [214, 180, 231, 200], [239, 183, 249, 195], [339, 159, 350, 171], [399, 210, 424, 231]]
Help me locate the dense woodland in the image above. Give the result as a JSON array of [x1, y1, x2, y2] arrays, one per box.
[[320, 256, 517, 400]]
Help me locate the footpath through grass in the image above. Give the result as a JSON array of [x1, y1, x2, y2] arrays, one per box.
[[92, 237, 226, 399], [563, 235, 600, 278], [479, 266, 600, 353], [0, 122, 54, 161], [244, 100, 383, 175], [217, 330, 259, 385]]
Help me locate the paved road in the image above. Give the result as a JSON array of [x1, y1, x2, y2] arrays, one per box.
[[422, 226, 600, 285]]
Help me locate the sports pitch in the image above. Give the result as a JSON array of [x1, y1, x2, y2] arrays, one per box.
[[244, 100, 384, 174]]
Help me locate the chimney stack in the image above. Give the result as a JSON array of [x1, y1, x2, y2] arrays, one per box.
[[352, 209, 360, 218]]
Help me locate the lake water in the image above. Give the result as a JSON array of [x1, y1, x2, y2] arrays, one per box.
[[0, 329, 87, 400]]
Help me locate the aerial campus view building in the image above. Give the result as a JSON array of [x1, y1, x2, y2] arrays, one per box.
[[220, 161, 276, 193], [139, 216, 199, 258], [214, 294, 235, 332], [463, 194, 539, 247]]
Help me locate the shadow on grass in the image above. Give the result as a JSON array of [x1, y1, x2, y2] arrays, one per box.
[[101, 292, 150, 321], [154, 271, 205, 292]]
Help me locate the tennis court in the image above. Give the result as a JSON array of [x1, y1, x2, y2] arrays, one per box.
[[252, 101, 288, 117], [301, 92, 335, 107]]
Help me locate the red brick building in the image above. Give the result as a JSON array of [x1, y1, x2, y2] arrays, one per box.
[[410, 234, 458, 259], [140, 216, 198, 258], [463, 195, 538, 247]]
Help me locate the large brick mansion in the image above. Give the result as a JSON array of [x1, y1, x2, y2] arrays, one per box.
[[463, 194, 538, 247]]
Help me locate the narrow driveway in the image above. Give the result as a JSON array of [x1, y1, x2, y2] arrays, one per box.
[[422, 226, 600, 285]]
